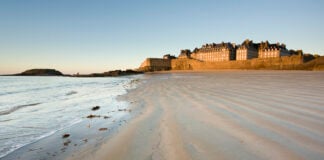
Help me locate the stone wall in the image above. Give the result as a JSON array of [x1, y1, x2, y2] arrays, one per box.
[[139, 55, 324, 71], [171, 55, 305, 70], [139, 58, 171, 71]]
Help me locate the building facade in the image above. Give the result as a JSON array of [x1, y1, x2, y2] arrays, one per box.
[[174, 40, 292, 62], [236, 40, 258, 60], [163, 54, 176, 59], [190, 42, 236, 62], [258, 41, 290, 58]]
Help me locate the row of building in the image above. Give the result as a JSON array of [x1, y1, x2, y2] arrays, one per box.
[[168, 40, 301, 62]]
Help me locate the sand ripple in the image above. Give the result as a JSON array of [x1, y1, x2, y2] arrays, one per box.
[[80, 71, 324, 160]]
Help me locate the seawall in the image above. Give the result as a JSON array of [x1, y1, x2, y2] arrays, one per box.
[[171, 55, 304, 70], [139, 55, 324, 71], [139, 58, 171, 71]]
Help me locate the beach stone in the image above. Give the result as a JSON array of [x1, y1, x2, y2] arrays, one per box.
[[99, 128, 108, 131], [62, 134, 70, 138], [63, 140, 71, 146], [86, 114, 101, 118], [91, 106, 100, 111]]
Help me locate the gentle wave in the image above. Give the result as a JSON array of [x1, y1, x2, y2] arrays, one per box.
[[0, 81, 102, 97], [0, 118, 82, 158], [0, 86, 57, 96], [0, 103, 41, 116], [0, 75, 142, 159], [0, 119, 13, 123]]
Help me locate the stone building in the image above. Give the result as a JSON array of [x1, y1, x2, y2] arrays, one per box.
[[258, 41, 290, 58], [163, 54, 176, 59], [178, 49, 191, 59], [190, 42, 236, 62], [236, 39, 258, 60]]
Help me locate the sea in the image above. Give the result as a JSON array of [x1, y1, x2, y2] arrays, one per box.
[[0, 75, 141, 158]]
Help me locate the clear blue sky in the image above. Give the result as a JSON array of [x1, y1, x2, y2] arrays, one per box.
[[0, 0, 323, 74]]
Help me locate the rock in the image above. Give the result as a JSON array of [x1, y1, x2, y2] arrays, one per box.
[[99, 128, 108, 131], [91, 106, 100, 111], [62, 134, 70, 138], [103, 69, 143, 77], [63, 140, 71, 146], [86, 114, 101, 118], [72, 69, 143, 77]]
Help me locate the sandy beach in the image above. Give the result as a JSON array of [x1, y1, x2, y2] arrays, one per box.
[[66, 71, 324, 160]]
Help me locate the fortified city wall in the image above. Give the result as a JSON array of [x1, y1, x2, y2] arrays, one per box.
[[138, 39, 324, 71], [139, 58, 171, 71], [138, 55, 324, 71], [171, 55, 324, 70], [171, 55, 304, 70]]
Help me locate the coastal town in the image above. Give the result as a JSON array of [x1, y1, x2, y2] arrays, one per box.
[[8, 39, 322, 77], [139, 39, 322, 71], [178, 39, 293, 61]]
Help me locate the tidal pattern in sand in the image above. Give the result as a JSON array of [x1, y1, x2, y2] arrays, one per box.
[[91, 71, 324, 160]]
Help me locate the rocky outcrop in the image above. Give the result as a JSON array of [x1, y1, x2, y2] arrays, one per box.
[[17, 69, 63, 76], [103, 69, 142, 76], [72, 70, 143, 77]]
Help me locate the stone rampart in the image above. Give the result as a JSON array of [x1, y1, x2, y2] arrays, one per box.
[[139, 58, 171, 71], [171, 55, 305, 70], [139, 55, 324, 71]]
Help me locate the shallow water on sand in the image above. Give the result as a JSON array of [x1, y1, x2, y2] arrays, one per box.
[[0, 76, 140, 158]]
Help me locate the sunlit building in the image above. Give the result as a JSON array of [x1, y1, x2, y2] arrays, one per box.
[[236, 39, 258, 60], [258, 41, 290, 58], [190, 42, 236, 62]]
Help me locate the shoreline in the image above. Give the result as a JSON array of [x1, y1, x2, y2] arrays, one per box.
[[0, 75, 143, 160], [1, 108, 136, 160], [2, 71, 324, 160]]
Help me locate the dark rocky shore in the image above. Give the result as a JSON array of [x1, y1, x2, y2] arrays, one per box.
[[7, 69, 143, 77], [72, 69, 143, 77]]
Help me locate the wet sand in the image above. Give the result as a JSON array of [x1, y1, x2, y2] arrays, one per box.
[[1, 101, 133, 160], [70, 71, 324, 160]]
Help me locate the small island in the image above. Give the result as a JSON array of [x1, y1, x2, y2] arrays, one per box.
[[16, 69, 63, 76]]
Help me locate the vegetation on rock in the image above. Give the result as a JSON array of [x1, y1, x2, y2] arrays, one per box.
[[18, 69, 63, 76]]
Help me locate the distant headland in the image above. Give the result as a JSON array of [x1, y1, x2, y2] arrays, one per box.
[[15, 69, 63, 76], [6, 69, 143, 77], [139, 39, 324, 71]]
